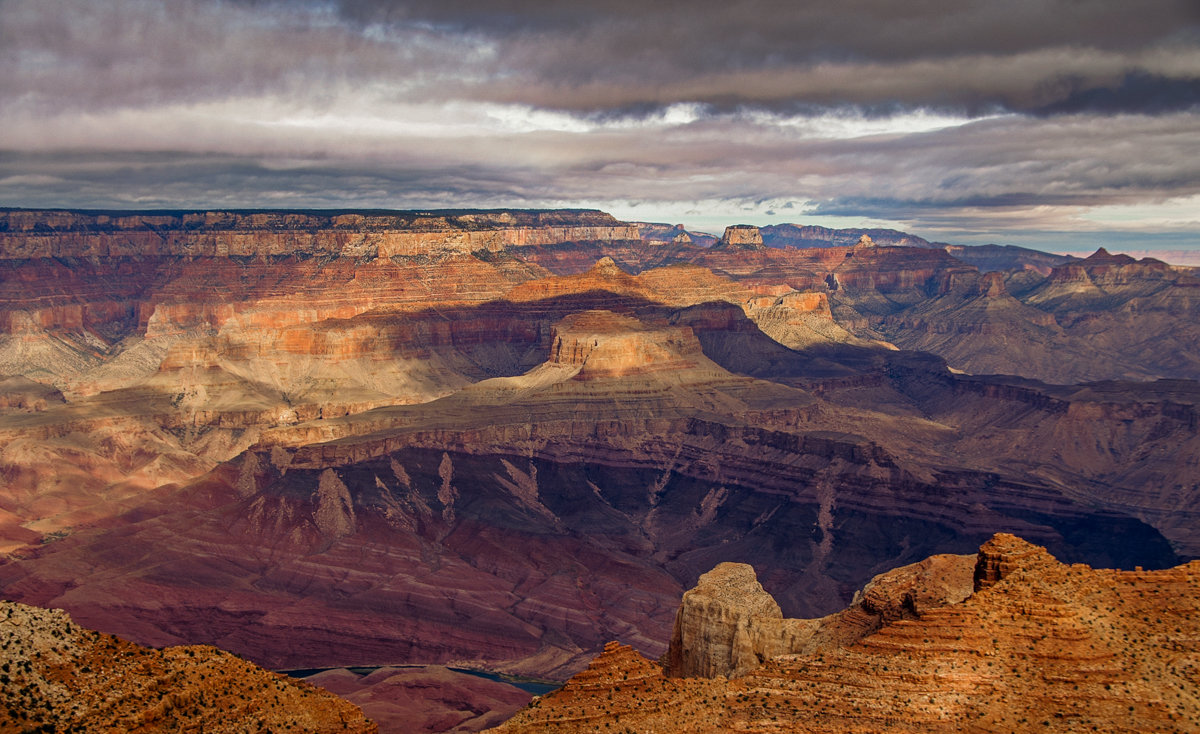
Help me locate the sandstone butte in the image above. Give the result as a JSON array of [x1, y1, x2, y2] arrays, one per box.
[[0, 599, 376, 733], [489, 534, 1200, 733]]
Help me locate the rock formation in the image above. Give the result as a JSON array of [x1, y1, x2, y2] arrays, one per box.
[[865, 247, 1200, 383], [549, 310, 711, 379], [713, 225, 765, 250], [942, 243, 1076, 274], [634, 222, 717, 248], [1, 208, 1199, 732], [0, 599, 375, 733], [663, 554, 976, 679], [663, 563, 784, 678], [758, 224, 934, 250], [490, 534, 1200, 733]]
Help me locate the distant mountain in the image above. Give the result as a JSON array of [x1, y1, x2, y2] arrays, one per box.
[[759, 223, 935, 249], [944, 243, 1077, 274], [635, 221, 718, 247], [726, 222, 1080, 275]]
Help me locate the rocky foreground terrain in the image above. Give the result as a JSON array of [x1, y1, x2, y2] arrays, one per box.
[[0, 208, 1197, 730], [491, 534, 1200, 733], [0, 599, 375, 732]]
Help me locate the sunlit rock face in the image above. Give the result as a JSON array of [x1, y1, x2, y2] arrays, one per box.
[[663, 553, 975, 679], [490, 535, 1200, 734], [0, 207, 1195, 698], [714, 224, 766, 251]]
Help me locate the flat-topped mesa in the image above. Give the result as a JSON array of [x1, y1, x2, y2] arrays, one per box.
[[0, 208, 641, 259], [548, 310, 708, 379], [972, 532, 1058, 590], [714, 225, 765, 251], [0, 208, 624, 234], [758, 224, 935, 249]]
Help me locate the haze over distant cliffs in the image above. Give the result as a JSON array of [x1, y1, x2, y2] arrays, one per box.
[[0, 208, 1197, 731]]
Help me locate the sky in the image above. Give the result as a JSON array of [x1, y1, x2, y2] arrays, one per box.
[[1, 0, 1199, 258]]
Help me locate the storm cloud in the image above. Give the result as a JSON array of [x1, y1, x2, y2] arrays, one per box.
[[1, 0, 1198, 251]]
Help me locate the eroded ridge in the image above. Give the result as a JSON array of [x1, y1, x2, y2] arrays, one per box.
[[490, 534, 1200, 733], [0, 600, 376, 733]]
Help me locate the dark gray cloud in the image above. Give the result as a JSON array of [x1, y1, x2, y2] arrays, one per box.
[[5, 0, 1198, 115], [1, 0, 1198, 250], [330, 0, 1200, 114], [1034, 73, 1200, 115], [329, 0, 1197, 58], [5, 111, 1196, 219]]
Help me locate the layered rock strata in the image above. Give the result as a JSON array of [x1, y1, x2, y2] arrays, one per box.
[[664, 554, 975, 679], [1, 291, 1188, 685], [0, 208, 1198, 725], [868, 248, 1200, 382], [713, 225, 766, 251], [490, 534, 1200, 733]]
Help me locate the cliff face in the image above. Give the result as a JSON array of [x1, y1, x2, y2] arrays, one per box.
[[663, 554, 975, 679], [0, 220, 891, 558], [0, 208, 633, 346], [1, 208, 1198, 726], [0, 211, 650, 558], [664, 563, 784, 678], [760, 224, 934, 250], [491, 535, 1200, 733], [713, 225, 766, 251], [1, 330, 1181, 681], [870, 247, 1200, 383], [0, 600, 375, 733]]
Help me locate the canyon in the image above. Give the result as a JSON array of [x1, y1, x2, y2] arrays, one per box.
[[0, 208, 1197, 731]]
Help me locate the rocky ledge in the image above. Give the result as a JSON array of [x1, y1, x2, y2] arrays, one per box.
[[0, 600, 376, 733], [663, 552, 975, 679], [490, 534, 1200, 733]]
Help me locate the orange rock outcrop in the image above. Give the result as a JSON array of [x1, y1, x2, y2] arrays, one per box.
[[663, 553, 976, 680], [0, 599, 376, 733], [490, 534, 1200, 733], [714, 225, 766, 251]]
